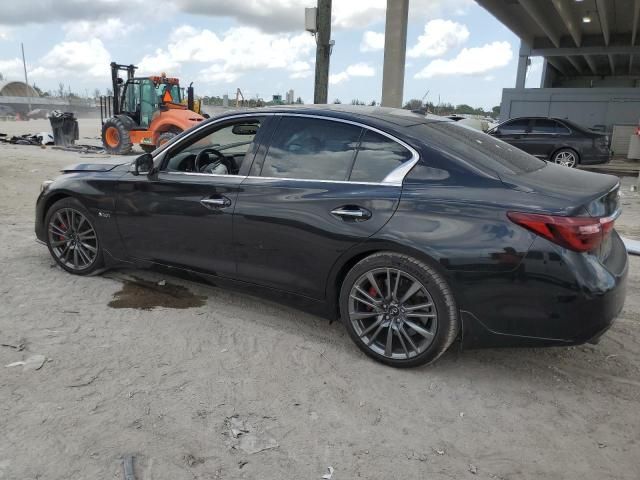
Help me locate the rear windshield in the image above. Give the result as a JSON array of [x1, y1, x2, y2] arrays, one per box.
[[410, 122, 546, 175]]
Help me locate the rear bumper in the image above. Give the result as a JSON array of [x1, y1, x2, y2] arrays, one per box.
[[581, 150, 612, 165], [460, 234, 628, 348]]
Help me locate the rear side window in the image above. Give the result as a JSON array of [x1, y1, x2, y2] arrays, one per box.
[[500, 119, 530, 134], [411, 122, 546, 175], [531, 119, 558, 134], [261, 117, 361, 181], [349, 130, 412, 182]]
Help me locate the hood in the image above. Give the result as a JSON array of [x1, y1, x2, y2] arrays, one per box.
[[61, 163, 124, 173]]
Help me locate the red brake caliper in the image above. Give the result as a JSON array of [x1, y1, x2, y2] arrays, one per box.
[[58, 222, 66, 241]]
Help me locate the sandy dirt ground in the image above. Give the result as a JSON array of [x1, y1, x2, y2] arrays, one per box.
[[1, 119, 639, 480]]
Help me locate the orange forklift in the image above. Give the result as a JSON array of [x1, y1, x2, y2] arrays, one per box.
[[100, 62, 205, 154]]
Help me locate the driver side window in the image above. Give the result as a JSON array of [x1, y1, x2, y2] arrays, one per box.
[[164, 117, 263, 175]]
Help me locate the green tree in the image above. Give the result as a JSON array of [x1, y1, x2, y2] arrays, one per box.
[[295, 96, 303, 104], [333, 98, 342, 104], [403, 99, 424, 110]]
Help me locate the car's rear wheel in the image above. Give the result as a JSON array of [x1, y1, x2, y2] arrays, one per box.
[[45, 197, 104, 275], [552, 148, 579, 168], [339, 252, 459, 367]]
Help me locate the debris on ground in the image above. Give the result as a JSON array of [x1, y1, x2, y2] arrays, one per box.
[[5, 354, 46, 371], [0, 132, 53, 146], [183, 454, 205, 467], [1, 340, 25, 351], [321, 466, 334, 479], [122, 455, 135, 480], [238, 460, 248, 469], [432, 448, 446, 456], [469, 464, 478, 474], [157, 280, 166, 286], [225, 415, 279, 454], [51, 145, 106, 154]]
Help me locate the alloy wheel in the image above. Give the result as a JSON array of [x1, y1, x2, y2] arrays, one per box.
[[348, 268, 438, 360], [554, 151, 576, 167], [47, 208, 98, 271]]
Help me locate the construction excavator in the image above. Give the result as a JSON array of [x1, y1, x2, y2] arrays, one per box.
[[100, 62, 206, 154]]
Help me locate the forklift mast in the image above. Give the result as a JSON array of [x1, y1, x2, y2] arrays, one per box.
[[110, 62, 137, 116]]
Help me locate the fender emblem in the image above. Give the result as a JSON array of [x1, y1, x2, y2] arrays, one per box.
[[97, 211, 111, 218]]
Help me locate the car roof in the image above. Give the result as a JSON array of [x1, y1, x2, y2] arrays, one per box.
[[209, 105, 451, 130]]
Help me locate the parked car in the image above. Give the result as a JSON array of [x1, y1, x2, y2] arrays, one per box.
[[446, 114, 490, 132], [35, 106, 627, 367], [487, 117, 611, 167]]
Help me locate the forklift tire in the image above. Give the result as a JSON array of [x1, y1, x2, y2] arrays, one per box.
[[102, 117, 133, 155], [157, 131, 180, 148]]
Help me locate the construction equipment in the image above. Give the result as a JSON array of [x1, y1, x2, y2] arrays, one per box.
[[100, 62, 204, 154]]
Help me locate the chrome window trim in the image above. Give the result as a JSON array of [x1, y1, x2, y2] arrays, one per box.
[[154, 111, 420, 187]]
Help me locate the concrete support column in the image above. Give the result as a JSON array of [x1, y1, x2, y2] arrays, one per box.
[[381, 0, 409, 107], [515, 41, 531, 89], [540, 59, 557, 88]]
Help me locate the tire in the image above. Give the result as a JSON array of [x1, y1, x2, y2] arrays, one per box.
[[551, 148, 579, 168], [339, 252, 459, 368], [102, 117, 133, 155], [45, 197, 104, 275], [157, 130, 180, 148]]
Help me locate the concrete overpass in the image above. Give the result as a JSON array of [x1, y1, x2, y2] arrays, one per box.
[[477, 0, 640, 137]]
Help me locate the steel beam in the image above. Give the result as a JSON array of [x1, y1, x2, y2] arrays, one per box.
[[631, 0, 640, 73], [519, 0, 561, 47], [547, 57, 568, 76], [608, 54, 616, 74], [595, 0, 611, 46], [584, 55, 599, 75], [566, 56, 584, 74], [475, 0, 534, 45], [551, 0, 582, 47], [531, 45, 640, 56]]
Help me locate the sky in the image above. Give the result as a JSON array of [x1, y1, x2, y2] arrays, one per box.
[[0, 0, 543, 109]]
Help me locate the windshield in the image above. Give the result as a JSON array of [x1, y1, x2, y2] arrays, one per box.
[[157, 84, 181, 103], [410, 121, 546, 176]]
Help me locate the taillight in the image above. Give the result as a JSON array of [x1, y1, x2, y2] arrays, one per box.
[[507, 211, 615, 252]]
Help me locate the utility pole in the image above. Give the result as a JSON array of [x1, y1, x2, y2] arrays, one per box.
[[313, 0, 332, 104], [21, 42, 32, 112], [381, 0, 409, 108]]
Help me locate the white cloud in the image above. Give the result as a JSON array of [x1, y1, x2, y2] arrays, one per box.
[[63, 18, 139, 40], [0, 1, 146, 25], [29, 39, 111, 79], [137, 25, 315, 84], [329, 62, 375, 85], [360, 31, 385, 52], [0, 58, 23, 79], [414, 41, 512, 79], [407, 19, 469, 58], [174, 0, 472, 32]]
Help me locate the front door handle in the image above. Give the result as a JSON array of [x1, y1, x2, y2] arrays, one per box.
[[331, 206, 371, 220], [200, 196, 231, 209]]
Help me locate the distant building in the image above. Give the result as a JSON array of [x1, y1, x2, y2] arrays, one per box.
[[285, 89, 294, 104]]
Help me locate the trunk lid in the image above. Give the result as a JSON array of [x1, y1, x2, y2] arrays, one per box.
[[502, 162, 621, 260], [500, 162, 619, 217]]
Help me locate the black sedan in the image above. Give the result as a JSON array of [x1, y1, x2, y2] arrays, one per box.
[[487, 116, 611, 167], [35, 106, 628, 367]]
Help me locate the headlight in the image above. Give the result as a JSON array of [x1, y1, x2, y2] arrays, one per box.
[[40, 180, 53, 193]]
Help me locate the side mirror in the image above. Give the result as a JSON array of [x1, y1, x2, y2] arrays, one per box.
[[133, 153, 154, 176], [489, 128, 500, 136]]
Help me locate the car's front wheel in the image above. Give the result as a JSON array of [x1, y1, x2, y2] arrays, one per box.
[[552, 148, 579, 168], [339, 252, 459, 368], [45, 197, 104, 275]]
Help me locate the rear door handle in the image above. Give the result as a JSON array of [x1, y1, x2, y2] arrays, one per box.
[[331, 206, 371, 220], [200, 196, 231, 209]]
